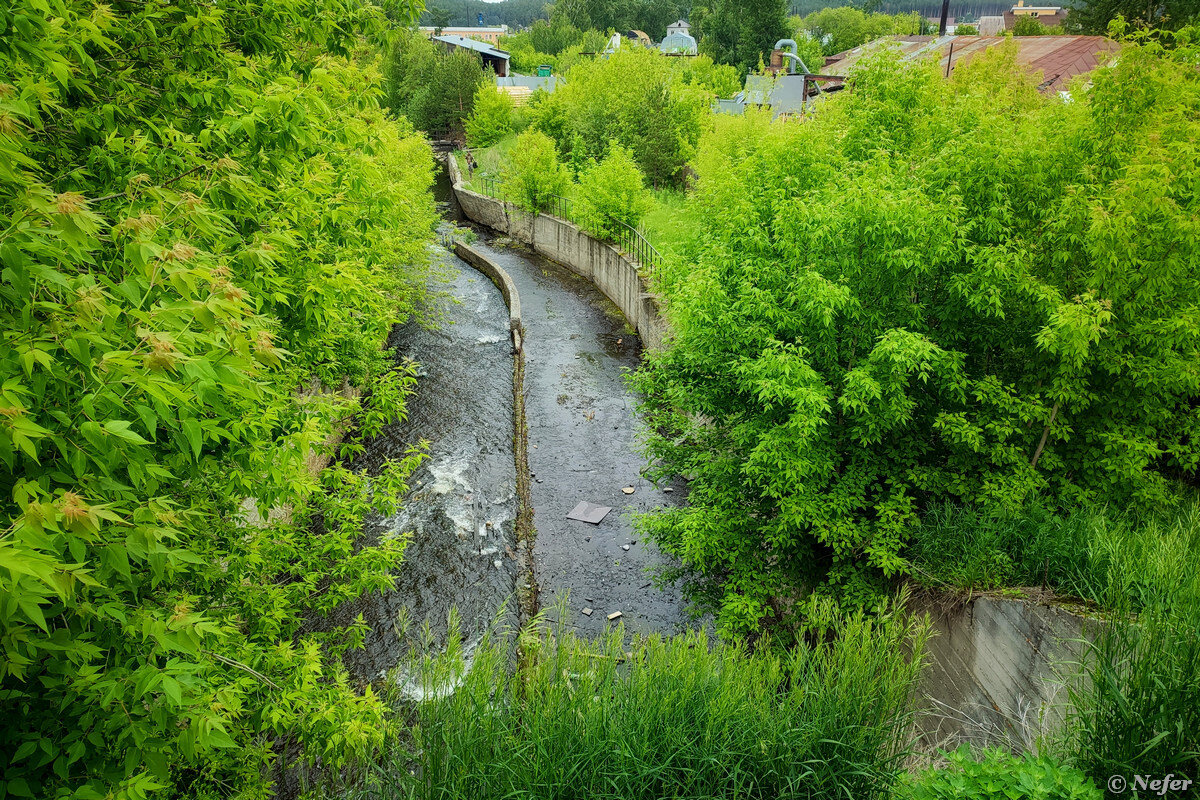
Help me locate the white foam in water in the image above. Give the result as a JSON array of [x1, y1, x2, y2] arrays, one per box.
[[427, 459, 470, 495]]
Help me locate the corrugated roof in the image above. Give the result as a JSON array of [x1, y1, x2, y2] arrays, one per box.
[[432, 34, 510, 58], [742, 73, 810, 116], [823, 35, 1118, 92]]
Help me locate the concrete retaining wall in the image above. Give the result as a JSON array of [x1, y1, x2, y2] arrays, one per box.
[[910, 593, 1091, 751], [449, 155, 669, 351], [454, 241, 523, 352]]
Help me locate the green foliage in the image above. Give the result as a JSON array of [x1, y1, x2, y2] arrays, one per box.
[[550, 0, 690, 40], [538, 49, 736, 186], [700, 0, 792, 73], [575, 145, 653, 240], [634, 36, 1200, 637], [505, 130, 570, 212], [1012, 15, 1050, 35], [383, 29, 486, 134], [794, 7, 926, 56], [899, 746, 1100, 800], [955, 24, 980, 34], [465, 85, 516, 148], [1068, 0, 1200, 35], [356, 598, 929, 800], [1063, 505, 1200, 784], [908, 501, 1200, 612], [0, 0, 439, 796]]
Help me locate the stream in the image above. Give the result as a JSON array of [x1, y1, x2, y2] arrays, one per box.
[[334, 164, 691, 684]]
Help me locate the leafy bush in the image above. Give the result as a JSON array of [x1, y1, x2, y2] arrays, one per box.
[[538, 48, 737, 187], [575, 145, 653, 240], [634, 36, 1200, 637], [465, 85, 517, 148], [795, 7, 926, 56], [909, 500, 1200, 608], [899, 746, 1100, 800], [1012, 16, 1049, 35], [0, 0, 438, 796], [505, 130, 569, 213], [955, 23, 980, 34], [358, 598, 929, 800], [1064, 508, 1200, 785]]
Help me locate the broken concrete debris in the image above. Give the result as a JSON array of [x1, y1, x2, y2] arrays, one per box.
[[607, 611, 623, 621], [567, 501, 612, 524], [581, 607, 593, 616]]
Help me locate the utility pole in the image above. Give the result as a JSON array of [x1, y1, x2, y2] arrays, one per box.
[[939, 0, 951, 35]]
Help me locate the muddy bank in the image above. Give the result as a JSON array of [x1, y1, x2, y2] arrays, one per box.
[[466, 232, 694, 637]]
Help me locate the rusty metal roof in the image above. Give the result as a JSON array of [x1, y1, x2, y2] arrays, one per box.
[[823, 35, 1119, 93]]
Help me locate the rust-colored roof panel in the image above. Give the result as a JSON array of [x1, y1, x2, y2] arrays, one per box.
[[824, 34, 1119, 93]]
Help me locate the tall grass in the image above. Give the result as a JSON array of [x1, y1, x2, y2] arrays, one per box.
[[351, 599, 929, 800], [1063, 510, 1200, 784], [907, 500, 1200, 612]]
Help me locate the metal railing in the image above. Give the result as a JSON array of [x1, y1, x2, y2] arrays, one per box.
[[468, 178, 661, 271], [478, 174, 503, 200], [609, 218, 661, 271], [544, 193, 574, 221]]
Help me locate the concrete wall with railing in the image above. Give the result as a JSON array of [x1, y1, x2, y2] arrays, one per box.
[[448, 155, 669, 351]]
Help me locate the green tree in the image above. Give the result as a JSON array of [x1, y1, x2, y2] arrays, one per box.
[[506, 130, 570, 212], [466, 85, 517, 147], [955, 23, 979, 34], [545, 48, 731, 186], [384, 30, 487, 134], [634, 38, 1200, 639], [794, 7, 925, 56], [1068, 0, 1200, 33], [0, 0, 439, 796], [426, 4, 454, 32], [701, 0, 791, 73], [576, 145, 654, 239]]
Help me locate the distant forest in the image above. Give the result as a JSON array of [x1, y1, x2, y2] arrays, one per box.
[[431, 0, 1016, 29]]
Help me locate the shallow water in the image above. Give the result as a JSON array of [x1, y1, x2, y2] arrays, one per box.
[[467, 232, 693, 638], [335, 244, 520, 680]]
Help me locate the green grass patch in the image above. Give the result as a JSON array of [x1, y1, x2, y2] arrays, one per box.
[[640, 188, 697, 260], [457, 134, 521, 192], [906, 501, 1200, 612], [351, 601, 929, 800]]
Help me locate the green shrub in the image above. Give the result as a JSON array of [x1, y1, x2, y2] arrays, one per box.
[[1012, 16, 1049, 35], [955, 23, 979, 34], [908, 502, 1200, 611], [633, 33, 1200, 637], [0, 0, 438, 796], [358, 598, 929, 800], [384, 29, 487, 134], [505, 130, 569, 213], [899, 746, 1100, 800], [575, 145, 653, 240], [465, 85, 517, 148]]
